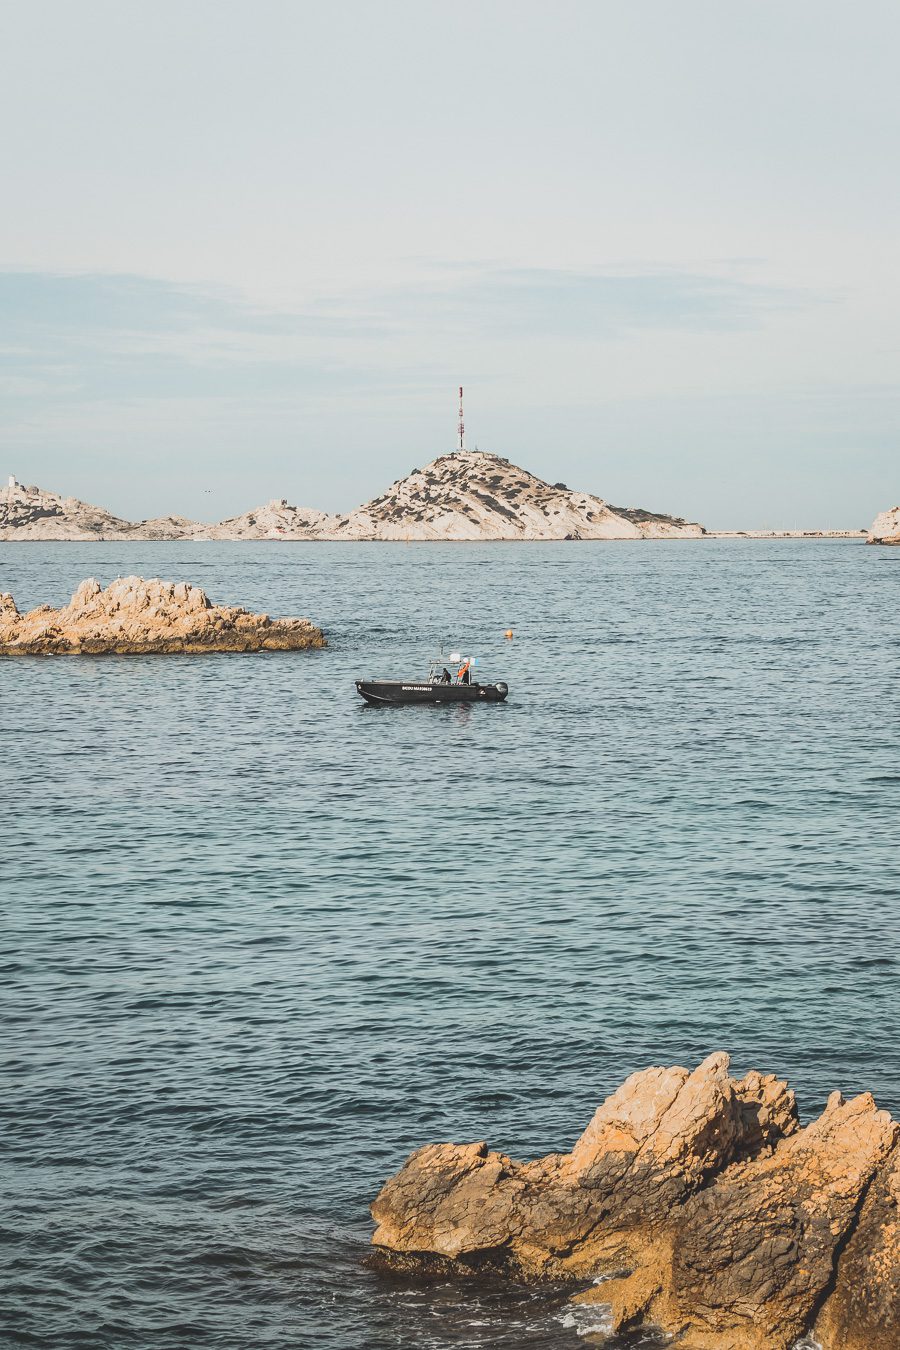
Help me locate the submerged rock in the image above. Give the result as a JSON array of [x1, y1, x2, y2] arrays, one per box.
[[867, 506, 900, 544], [0, 576, 326, 654], [371, 1054, 900, 1350]]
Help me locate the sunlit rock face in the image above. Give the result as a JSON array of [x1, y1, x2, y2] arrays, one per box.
[[371, 1053, 900, 1350], [0, 577, 326, 653], [867, 506, 900, 544], [814, 1142, 900, 1350]]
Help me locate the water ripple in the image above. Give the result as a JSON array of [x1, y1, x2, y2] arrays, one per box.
[[1, 540, 898, 1349]]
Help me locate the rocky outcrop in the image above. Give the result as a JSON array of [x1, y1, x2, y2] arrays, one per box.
[[370, 1054, 900, 1350], [0, 480, 138, 540], [192, 499, 330, 540], [867, 506, 900, 544], [131, 514, 200, 540], [0, 454, 705, 541], [0, 577, 326, 654], [0, 481, 204, 541]]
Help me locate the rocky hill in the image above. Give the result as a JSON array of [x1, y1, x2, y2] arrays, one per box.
[[1, 480, 134, 540], [0, 480, 199, 541], [867, 505, 900, 544], [321, 451, 704, 540], [1, 455, 704, 541]]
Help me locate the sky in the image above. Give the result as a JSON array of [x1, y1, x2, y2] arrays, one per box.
[[1, 0, 898, 529]]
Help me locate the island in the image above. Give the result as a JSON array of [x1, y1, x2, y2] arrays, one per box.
[[0, 577, 326, 654], [370, 1052, 898, 1350], [0, 454, 704, 541]]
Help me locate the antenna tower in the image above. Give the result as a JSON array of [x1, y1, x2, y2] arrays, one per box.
[[457, 385, 466, 451]]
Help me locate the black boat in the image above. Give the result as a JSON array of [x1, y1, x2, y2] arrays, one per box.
[[355, 654, 508, 706]]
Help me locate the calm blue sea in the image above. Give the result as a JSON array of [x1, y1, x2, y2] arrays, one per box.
[[2, 540, 898, 1350]]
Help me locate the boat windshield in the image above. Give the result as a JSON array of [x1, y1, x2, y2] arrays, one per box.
[[428, 655, 475, 686]]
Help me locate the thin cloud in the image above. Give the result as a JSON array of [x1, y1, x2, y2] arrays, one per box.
[[366, 266, 805, 339], [0, 264, 812, 411]]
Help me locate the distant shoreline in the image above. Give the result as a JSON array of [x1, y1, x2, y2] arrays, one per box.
[[3, 454, 877, 543], [0, 532, 868, 543]]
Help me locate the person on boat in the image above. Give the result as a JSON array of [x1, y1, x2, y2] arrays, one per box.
[[440, 667, 451, 683], [458, 660, 471, 685]]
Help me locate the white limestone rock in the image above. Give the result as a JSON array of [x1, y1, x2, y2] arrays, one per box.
[[867, 506, 900, 545]]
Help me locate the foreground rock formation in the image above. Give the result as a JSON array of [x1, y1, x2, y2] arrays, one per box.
[[371, 1054, 899, 1350], [0, 577, 326, 654], [0, 455, 705, 541], [867, 506, 900, 544]]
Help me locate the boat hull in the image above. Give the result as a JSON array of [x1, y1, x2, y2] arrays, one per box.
[[356, 679, 508, 706]]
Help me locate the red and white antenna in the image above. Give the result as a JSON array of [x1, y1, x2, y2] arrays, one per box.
[[457, 385, 466, 451]]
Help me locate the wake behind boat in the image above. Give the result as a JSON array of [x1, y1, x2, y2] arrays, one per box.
[[356, 652, 508, 706]]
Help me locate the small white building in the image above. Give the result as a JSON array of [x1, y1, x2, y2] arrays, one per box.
[[7, 475, 17, 489]]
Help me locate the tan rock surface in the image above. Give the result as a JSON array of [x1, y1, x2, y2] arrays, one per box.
[[371, 1055, 900, 1350], [813, 1140, 900, 1350], [0, 577, 326, 654], [867, 506, 900, 544], [586, 1089, 897, 1349]]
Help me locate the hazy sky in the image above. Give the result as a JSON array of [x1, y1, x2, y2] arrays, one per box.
[[1, 0, 897, 528]]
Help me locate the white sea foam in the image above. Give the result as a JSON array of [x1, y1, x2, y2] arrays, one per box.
[[558, 1301, 816, 1348], [557, 1301, 615, 1338]]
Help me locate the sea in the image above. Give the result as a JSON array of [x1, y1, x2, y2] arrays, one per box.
[[2, 539, 898, 1350]]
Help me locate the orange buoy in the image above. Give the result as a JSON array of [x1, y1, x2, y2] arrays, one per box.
[[504, 629, 514, 639]]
